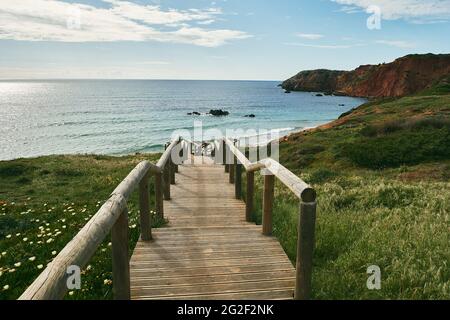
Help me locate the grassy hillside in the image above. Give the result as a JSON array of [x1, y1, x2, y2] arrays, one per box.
[[0, 154, 163, 300], [248, 92, 449, 299]]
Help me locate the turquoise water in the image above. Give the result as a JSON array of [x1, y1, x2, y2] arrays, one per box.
[[0, 80, 366, 160]]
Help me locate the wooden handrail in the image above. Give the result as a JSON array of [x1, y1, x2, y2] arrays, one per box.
[[19, 137, 181, 300], [260, 158, 316, 202], [19, 194, 127, 300], [222, 137, 317, 300], [223, 138, 316, 201], [156, 137, 180, 169]]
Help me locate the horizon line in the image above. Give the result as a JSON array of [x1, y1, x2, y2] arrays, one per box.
[[0, 78, 283, 82]]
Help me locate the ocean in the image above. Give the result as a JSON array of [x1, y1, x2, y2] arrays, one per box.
[[0, 80, 367, 160]]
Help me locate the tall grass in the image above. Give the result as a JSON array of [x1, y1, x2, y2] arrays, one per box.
[[244, 171, 449, 299]]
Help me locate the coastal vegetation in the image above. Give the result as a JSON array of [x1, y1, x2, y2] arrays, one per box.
[[0, 154, 163, 300], [255, 88, 450, 299], [0, 81, 449, 300]]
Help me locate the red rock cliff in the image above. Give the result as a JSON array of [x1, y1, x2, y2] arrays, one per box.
[[282, 54, 450, 98]]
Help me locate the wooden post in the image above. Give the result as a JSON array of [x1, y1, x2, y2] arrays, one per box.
[[224, 141, 230, 173], [111, 207, 130, 300], [163, 164, 171, 200], [170, 157, 176, 185], [245, 171, 254, 222], [294, 201, 317, 300], [139, 172, 152, 241], [222, 140, 227, 166], [262, 174, 275, 236], [235, 161, 242, 199], [155, 172, 164, 219], [229, 153, 235, 184], [174, 143, 179, 172]]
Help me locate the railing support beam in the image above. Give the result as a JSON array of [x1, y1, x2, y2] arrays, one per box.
[[222, 139, 227, 166], [294, 201, 317, 300], [235, 162, 242, 199], [155, 172, 164, 219], [170, 157, 176, 185], [111, 207, 130, 300], [139, 172, 152, 241], [229, 150, 235, 184], [225, 142, 230, 173], [245, 171, 254, 222], [262, 174, 275, 236], [163, 165, 171, 200]]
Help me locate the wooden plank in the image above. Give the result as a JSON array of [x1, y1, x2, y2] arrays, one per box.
[[130, 270, 296, 286], [130, 262, 294, 277], [133, 238, 280, 248], [132, 249, 292, 260], [129, 160, 295, 300], [131, 279, 295, 297], [134, 289, 294, 300], [130, 257, 291, 269]]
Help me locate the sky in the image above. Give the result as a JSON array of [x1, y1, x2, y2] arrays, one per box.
[[1, 0, 450, 80]]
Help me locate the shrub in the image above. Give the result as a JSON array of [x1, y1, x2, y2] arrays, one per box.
[[54, 168, 85, 177], [0, 164, 35, 178], [360, 118, 450, 138], [340, 127, 450, 169], [309, 169, 338, 184], [301, 144, 326, 155], [374, 185, 417, 209]]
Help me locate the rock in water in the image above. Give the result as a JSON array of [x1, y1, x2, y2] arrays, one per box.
[[209, 109, 229, 116]]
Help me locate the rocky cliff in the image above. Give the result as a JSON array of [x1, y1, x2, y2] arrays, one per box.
[[282, 53, 450, 98]]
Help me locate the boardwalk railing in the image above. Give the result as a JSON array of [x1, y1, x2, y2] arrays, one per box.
[[19, 136, 182, 300], [19, 136, 316, 300], [221, 138, 317, 300]]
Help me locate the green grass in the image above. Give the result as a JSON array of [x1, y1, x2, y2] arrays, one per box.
[[0, 154, 162, 300], [244, 170, 449, 299], [248, 92, 450, 299]]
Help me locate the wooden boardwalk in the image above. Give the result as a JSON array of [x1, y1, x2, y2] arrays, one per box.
[[130, 157, 296, 300]]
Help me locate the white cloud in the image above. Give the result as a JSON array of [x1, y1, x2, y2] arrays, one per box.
[[332, 0, 450, 22], [296, 33, 324, 40], [375, 40, 416, 48], [0, 0, 250, 47]]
